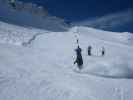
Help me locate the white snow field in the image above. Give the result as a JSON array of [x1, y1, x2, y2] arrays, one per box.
[[0, 21, 50, 46], [1, 21, 133, 100]]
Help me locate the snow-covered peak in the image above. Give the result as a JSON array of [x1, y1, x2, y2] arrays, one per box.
[[0, 0, 69, 31]]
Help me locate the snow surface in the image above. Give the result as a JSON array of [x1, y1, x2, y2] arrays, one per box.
[[0, 21, 133, 100], [0, 21, 49, 45]]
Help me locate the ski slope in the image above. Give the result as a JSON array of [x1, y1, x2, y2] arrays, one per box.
[[0, 21, 133, 100]]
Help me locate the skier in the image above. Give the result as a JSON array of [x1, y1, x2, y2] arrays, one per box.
[[101, 47, 105, 56], [74, 45, 83, 69], [88, 46, 92, 56]]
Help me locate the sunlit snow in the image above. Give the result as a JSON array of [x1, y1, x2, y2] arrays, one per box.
[[0, 21, 133, 100]]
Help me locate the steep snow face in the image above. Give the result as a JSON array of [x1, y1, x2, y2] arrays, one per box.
[[1, 22, 133, 100], [0, 0, 68, 31]]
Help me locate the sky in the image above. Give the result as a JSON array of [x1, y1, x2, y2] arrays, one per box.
[[20, 0, 133, 21]]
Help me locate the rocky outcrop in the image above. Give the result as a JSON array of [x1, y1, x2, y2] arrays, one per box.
[[0, 0, 69, 31], [8, 0, 48, 17]]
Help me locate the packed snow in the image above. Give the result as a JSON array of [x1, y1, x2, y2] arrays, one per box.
[[0, 21, 133, 100]]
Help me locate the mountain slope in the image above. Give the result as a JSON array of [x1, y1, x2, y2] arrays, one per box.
[[0, 0, 68, 31], [74, 9, 133, 33], [0, 21, 133, 100]]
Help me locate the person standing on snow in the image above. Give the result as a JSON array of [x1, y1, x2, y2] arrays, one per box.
[[101, 47, 105, 56], [74, 45, 83, 69], [88, 46, 92, 56]]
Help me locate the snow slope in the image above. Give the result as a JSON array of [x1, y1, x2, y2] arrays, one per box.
[[0, 21, 133, 100], [0, 21, 49, 45]]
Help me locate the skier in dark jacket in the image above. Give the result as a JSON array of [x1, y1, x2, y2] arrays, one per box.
[[88, 46, 92, 56], [74, 46, 83, 69], [101, 47, 105, 56]]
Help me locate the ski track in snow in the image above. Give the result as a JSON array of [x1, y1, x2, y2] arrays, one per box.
[[0, 21, 50, 46]]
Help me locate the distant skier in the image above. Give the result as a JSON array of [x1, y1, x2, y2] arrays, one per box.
[[88, 46, 92, 56], [76, 39, 79, 44], [74, 46, 83, 69], [101, 47, 105, 56]]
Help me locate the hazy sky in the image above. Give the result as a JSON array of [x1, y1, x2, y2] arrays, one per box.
[[20, 0, 133, 22]]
